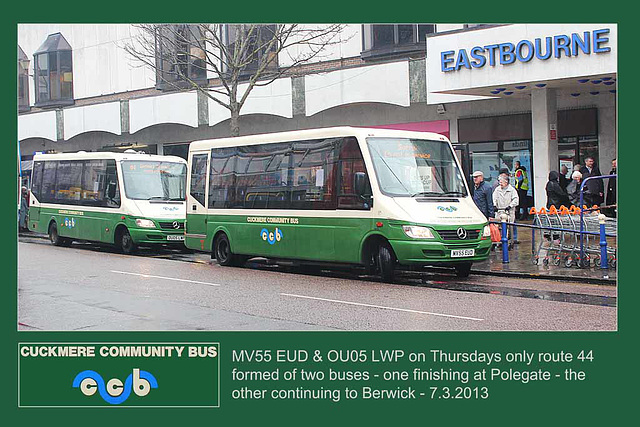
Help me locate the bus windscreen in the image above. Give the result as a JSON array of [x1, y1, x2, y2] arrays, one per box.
[[367, 138, 467, 197], [122, 161, 187, 201]]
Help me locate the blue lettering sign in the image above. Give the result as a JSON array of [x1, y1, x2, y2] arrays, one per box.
[[571, 32, 591, 56], [455, 49, 471, 70], [470, 46, 486, 68], [484, 44, 499, 66], [441, 28, 611, 73], [516, 40, 534, 62], [535, 37, 552, 60], [499, 43, 516, 65], [554, 35, 571, 58], [593, 28, 611, 53], [441, 50, 455, 72]]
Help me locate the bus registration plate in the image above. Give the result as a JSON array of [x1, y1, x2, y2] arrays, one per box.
[[451, 249, 474, 258], [167, 235, 185, 241]]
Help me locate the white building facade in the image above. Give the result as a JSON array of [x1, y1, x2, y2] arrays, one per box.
[[18, 23, 617, 208]]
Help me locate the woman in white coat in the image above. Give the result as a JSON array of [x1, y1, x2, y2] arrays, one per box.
[[492, 175, 519, 244]]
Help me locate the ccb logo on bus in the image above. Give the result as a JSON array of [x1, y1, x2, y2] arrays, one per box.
[[72, 368, 158, 405], [261, 227, 283, 245], [437, 206, 458, 213], [64, 217, 76, 229]]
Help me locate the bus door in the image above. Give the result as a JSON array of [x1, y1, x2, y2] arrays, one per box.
[[29, 161, 43, 222], [453, 143, 471, 188], [186, 153, 209, 251], [333, 137, 374, 263]]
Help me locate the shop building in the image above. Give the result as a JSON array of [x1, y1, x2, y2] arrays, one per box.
[[18, 24, 616, 207]]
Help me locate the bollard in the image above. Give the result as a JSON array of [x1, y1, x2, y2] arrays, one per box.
[[599, 214, 609, 276], [501, 213, 509, 264]]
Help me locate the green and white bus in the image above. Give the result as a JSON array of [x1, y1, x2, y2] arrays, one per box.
[[185, 127, 491, 280], [28, 151, 187, 253]]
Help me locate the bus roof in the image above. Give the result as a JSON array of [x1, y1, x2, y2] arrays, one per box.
[[188, 126, 450, 152], [32, 151, 186, 164]]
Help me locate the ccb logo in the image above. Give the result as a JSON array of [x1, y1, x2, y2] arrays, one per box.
[[437, 205, 458, 212], [72, 368, 158, 405], [260, 227, 283, 245]]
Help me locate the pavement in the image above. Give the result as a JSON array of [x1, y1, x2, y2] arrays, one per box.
[[472, 219, 617, 284], [18, 225, 617, 285]]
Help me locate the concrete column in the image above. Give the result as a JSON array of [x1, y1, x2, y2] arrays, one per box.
[[56, 109, 64, 141], [531, 88, 558, 208], [291, 76, 306, 117]]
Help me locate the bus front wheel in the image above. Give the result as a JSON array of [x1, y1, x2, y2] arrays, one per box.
[[376, 242, 396, 283], [454, 262, 472, 278], [116, 227, 137, 254], [214, 233, 242, 267]]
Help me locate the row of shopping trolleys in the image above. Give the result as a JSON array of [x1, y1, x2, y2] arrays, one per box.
[[530, 205, 617, 269]]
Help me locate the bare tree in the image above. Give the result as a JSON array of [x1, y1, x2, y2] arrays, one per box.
[[123, 24, 350, 136]]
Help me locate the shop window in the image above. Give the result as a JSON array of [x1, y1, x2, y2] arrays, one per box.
[[221, 24, 279, 78], [18, 46, 30, 112], [33, 33, 74, 108], [361, 24, 435, 60], [155, 24, 207, 90]]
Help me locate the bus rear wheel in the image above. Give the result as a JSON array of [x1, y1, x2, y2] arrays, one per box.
[[214, 233, 243, 267], [116, 227, 137, 254]]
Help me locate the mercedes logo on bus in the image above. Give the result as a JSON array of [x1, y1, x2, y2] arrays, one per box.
[[456, 227, 467, 240], [172, 221, 180, 229]]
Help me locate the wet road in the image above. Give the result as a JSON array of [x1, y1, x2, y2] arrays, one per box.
[[18, 236, 617, 331]]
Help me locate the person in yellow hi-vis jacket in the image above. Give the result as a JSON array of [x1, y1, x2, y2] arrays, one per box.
[[514, 161, 529, 220]]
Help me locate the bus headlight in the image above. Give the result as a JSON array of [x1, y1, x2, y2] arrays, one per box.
[[483, 225, 491, 238], [135, 218, 156, 228], [402, 225, 435, 239]]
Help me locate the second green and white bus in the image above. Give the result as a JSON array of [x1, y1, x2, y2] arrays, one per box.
[[28, 151, 187, 253], [185, 127, 491, 280]]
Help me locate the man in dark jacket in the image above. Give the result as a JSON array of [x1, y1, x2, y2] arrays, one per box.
[[472, 171, 494, 219], [546, 171, 571, 209], [580, 157, 604, 206], [606, 158, 616, 217]]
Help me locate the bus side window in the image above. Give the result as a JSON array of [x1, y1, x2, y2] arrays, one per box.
[[41, 161, 57, 203], [31, 161, 44, 202], [338, 137, 371, 210], [191, 154, 208, 207]]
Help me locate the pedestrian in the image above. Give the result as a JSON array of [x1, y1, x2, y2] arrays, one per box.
[[559, 165, 570, 191], [567, 171, 583, 207], [471, 171, 494, 219], [606, 158, 616, 217], [580, 157, 604, 206], [492, 175, 519, 246], [492, 168, 510, 190], [513, 161, 530, 220], [545, 171, 571, 209], [19, 186, 29, 231], [573, 163, 582, 173]]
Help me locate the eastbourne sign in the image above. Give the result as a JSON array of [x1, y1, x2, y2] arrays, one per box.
[[440, 28, 611, 72]]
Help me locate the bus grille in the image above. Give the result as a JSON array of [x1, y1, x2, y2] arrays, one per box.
[[158, 221, 185, 230], [436, 229, 480, 241]]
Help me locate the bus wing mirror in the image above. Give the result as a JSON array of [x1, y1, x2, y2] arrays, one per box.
[[354, 172, 367, 196], [107, 182, 117, 199]]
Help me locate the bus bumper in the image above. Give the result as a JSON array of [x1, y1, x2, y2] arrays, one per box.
[[389, 238, 492, 266], [128, 228, 185, 246]]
